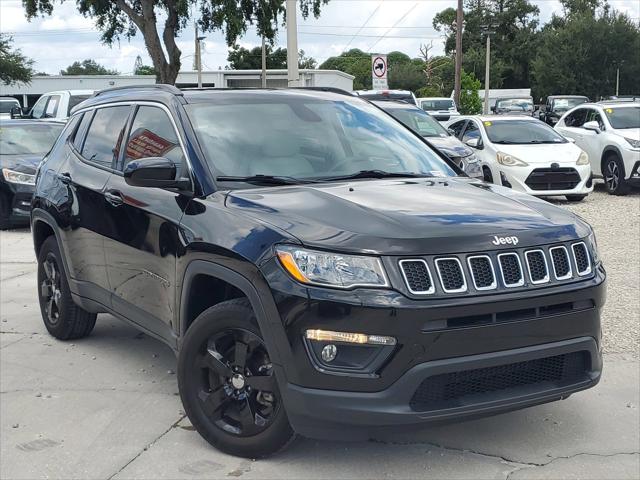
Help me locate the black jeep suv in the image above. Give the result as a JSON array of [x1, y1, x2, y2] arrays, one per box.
[[31, 85, 605, 458]]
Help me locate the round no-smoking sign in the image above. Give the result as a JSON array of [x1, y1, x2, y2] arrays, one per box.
[[372, 56, 387, 78]]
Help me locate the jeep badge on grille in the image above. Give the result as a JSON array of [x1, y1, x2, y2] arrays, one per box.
[[492, 235, 519, 246]]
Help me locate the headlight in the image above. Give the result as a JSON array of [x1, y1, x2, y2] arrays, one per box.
[[465, 153, 479, 163], [496, 152, 529, 167], [2, 168, 36, 185], [624, 137, 640, 149], [276, 245, 388, 289], [576, 151, 589, 165], [587, 231, 600, 265]]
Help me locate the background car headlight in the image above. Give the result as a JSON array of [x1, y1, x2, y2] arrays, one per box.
[[276, 245, 388, 288], [465, 153, 479, 163], [496, 152, 529, 167], [624, 137, 640, 149], [577, 151, 590, 165], [2, 168, 36, 185]]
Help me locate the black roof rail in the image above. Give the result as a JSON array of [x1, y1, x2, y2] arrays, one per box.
[[292, 86, 355, 96], [93, 84, 183, 97]]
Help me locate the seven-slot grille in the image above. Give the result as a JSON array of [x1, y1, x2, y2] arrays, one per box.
[[399, 241, 593, 295]]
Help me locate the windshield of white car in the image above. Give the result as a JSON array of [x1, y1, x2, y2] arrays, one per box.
[[485, 120, 567, 144], [421, 99, 455, 110], [495, 98, 533, 111], [0, 123, 64, 154], [604, 106, 640, 129], [383, 107, 450, 138], [552, 98, 588, 111], [186, 96, 456, 183]]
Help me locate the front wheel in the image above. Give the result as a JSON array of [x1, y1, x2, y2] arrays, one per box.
[[565, 194, 587, 202], [603, 155, 630, 196], [178, 299, 294, 458]]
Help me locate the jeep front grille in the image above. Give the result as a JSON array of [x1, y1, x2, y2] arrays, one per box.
[[398, 240, 594, 296]]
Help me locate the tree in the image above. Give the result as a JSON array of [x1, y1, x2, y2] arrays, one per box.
[[134, 54, 156, 75], [227, 45, 316, 70], [459, 71, 482, 114], [22, 0, 329, 85], [0, 34, 33, 85], [61, 59, 120, 75], [320, 49, 371, 89]]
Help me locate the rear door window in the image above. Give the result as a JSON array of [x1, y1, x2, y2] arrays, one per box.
[[564, 108, 588, 128], [448, 120, 467, 138], [81, 106, 132, 169]]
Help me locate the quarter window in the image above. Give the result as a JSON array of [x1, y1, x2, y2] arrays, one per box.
[[448, 120, 467, 138], [585, 109, 605, 130], [123, 106, 184, 171], [81, 106, 131, 168]]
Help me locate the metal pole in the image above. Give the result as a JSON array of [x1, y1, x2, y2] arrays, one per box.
[[196, 36, 203, 89], [484, 33, 490, 115], [261, 36, 267, 88], [453, 0, 463, 107], [616, 67, 620, 96], [286, 0, 300, 87]]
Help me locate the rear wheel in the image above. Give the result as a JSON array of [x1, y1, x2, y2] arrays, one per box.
[[37, 236, 96, 340], [482, 166, 494, 183], [603, 154, 630, 196], [178, 299, 294, 458], [565, 194, 587, 202]]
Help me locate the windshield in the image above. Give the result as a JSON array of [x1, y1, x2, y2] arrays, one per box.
[[604, 106, 640, 129], [420, 99, 455, 111], [484, 120, 567, 144], [185, 94, 455, 182], [0, 123, 64, 155], [0, 101, 19, 114], [385, 107, 449, 138], [495, 98, 533, 112], [552, 97, 588, 112], [359, 92, 415, 104]]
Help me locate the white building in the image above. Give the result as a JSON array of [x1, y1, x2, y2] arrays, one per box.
[[0, 69, 355, 108]]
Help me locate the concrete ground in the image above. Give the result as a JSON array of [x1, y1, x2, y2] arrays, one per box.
[[1, 186, 639, 479]]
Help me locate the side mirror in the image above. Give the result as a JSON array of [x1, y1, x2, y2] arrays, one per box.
[[9, 106, 22, 119], [490, 106, 496, 113], [124, 157, 189, 189], [534, 105, 540, 112], [465, 137, 481, 149], [447, 128, 456, 136], [583, 121, 601, 134]]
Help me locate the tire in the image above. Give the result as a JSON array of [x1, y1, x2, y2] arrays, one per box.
[[0, 191, 11, 230], [178, 298, 295, 458], [603, 154, 630, 196], [37, 236, 97, 340], [565, 194, 587, 202], [483, 166, 494, 183]]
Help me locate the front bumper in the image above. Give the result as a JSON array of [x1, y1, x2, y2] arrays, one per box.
[[1, 182, 35, 223], [624, 159, 640, 186], [498, 163, 593, 196]]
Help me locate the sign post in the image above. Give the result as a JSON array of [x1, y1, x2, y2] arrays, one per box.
[[371, 54, 388, 90]]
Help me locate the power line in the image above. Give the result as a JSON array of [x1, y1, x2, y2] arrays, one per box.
[[367, 2, 420, 52], [341, 1, 383, 52]]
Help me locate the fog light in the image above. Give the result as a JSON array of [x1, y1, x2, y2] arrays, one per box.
[[305, 329, 396, 346], [321, 344, 337, 362]]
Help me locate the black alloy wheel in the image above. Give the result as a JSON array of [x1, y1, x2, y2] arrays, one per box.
[[41, 253, 62, 326], [603, 155, 629, 196]]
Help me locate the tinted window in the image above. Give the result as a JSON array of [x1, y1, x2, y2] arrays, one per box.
[[448, 120, 467, 138], [0, 100, 19, 113], [73, 112, 92, 151], [564, 108, 588, 127], [484, 120, 567, 144], [68, 95, 92, 116], [45, 95, 61, 118], [384, 107, 449, 138], [604, 106, 640, 129], [585, 109, 605, 130], [81, 106, 131, 168], [123, 106, 184, 170], [0, 123, 64, 155], [495, 98, 533, 112], [421, 99, 455, 110], [461, 121, 480, 143]]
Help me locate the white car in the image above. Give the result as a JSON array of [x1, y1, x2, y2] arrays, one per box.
[[555, 101, 640, 195], [417, 97, 460, 123], [23, 90, 95, 121], [446, 115, 593, 201], [0, 97, 21, 119]]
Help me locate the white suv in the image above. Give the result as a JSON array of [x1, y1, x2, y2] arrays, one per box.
[[555, 101, 640, 195], [24, 90, 95, 122]]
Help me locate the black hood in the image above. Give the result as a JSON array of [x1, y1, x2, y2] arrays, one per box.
[[225, 178, 590, 255]]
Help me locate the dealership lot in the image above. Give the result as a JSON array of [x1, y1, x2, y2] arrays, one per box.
[[1, 185, 638, 479]]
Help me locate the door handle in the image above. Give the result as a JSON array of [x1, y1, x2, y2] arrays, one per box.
[[57, 172, 72, 184], [104, 189, 124, 207]]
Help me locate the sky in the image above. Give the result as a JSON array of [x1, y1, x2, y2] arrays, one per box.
[[1, 0, 638, 75]]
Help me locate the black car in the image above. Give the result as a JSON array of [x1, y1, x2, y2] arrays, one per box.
[[540, 95, 590, 125], [1, 120, 64, 228], [31, 85, 605, 458]]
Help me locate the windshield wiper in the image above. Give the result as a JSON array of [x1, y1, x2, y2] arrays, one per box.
[[216, 175, 316, 185], [317, 170, 433, 182]]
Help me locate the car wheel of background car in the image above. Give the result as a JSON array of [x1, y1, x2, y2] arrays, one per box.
[[603, 154, 630, 196], [178, 298, 295, 458], [37, 236, 97, 340], [482, 166, 494, 183], [0, 191, 11, 230], [565, 195, 587, 202]]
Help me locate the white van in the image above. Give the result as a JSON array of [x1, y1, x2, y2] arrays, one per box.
[[25, 90, 95, 121], [417, 97, 460, 123]]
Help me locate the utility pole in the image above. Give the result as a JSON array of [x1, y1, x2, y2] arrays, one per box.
[[481, 25, 497, 114], [616, 67, 620, 96], [286, 0, 300, 87], [261, 36, 267, 88], [195, 25, 206, 88], [453, 0, 464, 107]]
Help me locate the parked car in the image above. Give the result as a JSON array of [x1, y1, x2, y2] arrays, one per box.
[[0, 97, 21, 120], [540, 96, 589, 126], [32, 85, 604, 458], [355, 89, 417, 105], [17, 90, 95, 122], [555, 101, 640, 195], [416, 97, 460, 122], [446, 116, 593, 201], [373, 100, 482, 178], [0, 119, 65, 228], [491, 97, 535, 116]]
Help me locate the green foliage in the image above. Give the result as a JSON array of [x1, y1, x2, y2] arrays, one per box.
[[60, 59, 120, 75], [0, 35, 33, 85], [227, 45, 316, 70], [416, 85, 443, 98], [459, 71, 483, 114], [135, 64, 156, 75]]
